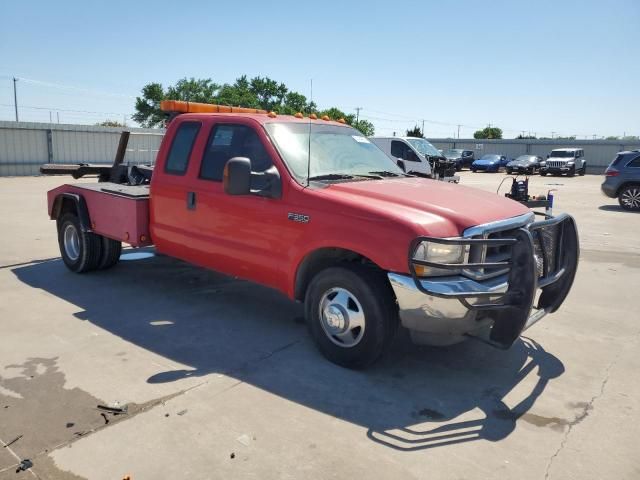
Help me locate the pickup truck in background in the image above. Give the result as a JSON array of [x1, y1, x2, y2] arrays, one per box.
[[42, 101, 579, 368]]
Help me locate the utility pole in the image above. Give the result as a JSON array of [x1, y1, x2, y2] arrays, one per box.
[[13, 77, 19, 122], [422, 119, 425, 137], [57, 112, 60, 124], [355, 107, 362, 123], [551, 131, 556, 139], [457, 124, 461, 139], [49, 111, 52, 123]]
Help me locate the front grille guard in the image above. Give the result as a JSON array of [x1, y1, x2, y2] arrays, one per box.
[[407, 213, 579, 347]]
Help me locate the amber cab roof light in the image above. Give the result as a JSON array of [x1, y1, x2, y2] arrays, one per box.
[[160, 100, 267, 115]]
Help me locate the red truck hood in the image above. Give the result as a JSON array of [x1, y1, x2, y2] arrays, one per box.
[[319, 177, 530, 234]]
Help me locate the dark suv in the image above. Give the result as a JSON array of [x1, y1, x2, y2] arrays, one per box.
[[443, 149, 475, 171], [601, 150, 640, 211]]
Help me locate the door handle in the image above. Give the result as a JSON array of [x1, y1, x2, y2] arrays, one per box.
[[187, 191, 196, 210]]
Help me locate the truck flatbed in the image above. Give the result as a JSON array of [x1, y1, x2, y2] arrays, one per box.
[[47, 182, 151, 247]]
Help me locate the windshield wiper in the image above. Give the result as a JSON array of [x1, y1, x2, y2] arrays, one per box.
[[308, 173, 383, 181], [308, 173, 355, 181], [368, 170, 405, 177]]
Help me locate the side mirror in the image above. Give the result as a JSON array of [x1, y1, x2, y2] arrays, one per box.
[[223, 157, 251, 195]]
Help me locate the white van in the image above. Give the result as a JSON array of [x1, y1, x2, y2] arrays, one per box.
[[370, 136, 435, 176]]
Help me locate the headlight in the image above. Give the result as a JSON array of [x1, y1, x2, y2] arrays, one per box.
[[567, 160, 575, 165], [540, 161, 546, 166], [412, 241, 466, 277]]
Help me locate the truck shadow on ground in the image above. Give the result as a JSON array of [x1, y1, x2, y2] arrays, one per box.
[[13, 252, 565, 452]]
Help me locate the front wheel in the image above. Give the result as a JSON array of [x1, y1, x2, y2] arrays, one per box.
[[305, 265, 398, 368], [619, 185, 640, 211], [580, 163, 587, 176]]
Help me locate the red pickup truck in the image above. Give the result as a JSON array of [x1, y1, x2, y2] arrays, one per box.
[[43, 101, 579, 368]]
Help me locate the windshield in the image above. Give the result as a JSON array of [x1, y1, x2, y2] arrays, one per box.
[[480, 154, 501, 161], [265, 122, 403, 182], [515, 155, 537, 162], [406, 138, 441, 157], [549, 151, 577, 158], [444, 149, 463, 158]]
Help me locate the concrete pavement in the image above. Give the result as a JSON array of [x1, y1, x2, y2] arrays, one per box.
[[0, 173, 638, 479]]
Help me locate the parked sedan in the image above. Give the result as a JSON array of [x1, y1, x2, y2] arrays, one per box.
[[506, 155, 544, 175], [471, 154, 509, 172], [444, 149, 475, 171], [601, 150, 640, 211]]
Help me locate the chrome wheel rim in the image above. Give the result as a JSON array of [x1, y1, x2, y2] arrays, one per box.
[[63, 223, 80, 261], [319, 287, 366, 347], [621, 188, 640, 209]]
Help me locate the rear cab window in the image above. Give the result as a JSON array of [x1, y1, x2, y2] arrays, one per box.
[[165, 121, 201, 175]]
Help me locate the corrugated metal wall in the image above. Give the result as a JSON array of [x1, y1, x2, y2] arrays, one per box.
[[0, 121, 164, 176], [1, 121, 639, 176], [429, 138, 640, 172]]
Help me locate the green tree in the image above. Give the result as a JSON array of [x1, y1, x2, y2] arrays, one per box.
[[96, 119, 126, 127], [132, 82, 165, 128], [406, 125, 423, 138], [352, 119, 375, 136], [473, 126, 503, 139], [132, 75, 366, 134]]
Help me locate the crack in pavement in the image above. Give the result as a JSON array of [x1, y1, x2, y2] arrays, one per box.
[[543, 330, 640, 479]]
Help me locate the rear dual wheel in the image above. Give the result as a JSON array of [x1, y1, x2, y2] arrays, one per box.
[[57, 213, 122, 273]]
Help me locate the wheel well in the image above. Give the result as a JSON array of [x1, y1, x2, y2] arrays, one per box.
[[294, 248, 385, 302], [53, 194, 92, 231], [617, 182, 640, 196]]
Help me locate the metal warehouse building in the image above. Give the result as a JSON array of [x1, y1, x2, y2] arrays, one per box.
[[0, 120, 638, 176]]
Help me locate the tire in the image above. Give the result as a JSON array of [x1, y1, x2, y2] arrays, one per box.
[[471, 168, 477, 173], [57, 213, 102, 273], [618, 185, 640, 211], [304, 264, 399, 369], [568, 166, 575, 177], [506, 168, 512, 175], [580, 163, 586, 176], [98, 236, 122, 270]]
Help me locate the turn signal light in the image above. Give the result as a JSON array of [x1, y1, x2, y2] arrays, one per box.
[[605, 169, 619, 177]]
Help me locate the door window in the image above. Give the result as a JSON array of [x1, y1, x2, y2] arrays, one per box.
[[200, 124, 273, 181], [164, 122, 201, 175], [391, 141, 418, 161]]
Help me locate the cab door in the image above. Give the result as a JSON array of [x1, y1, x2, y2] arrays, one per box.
[[185, 118, 297, 291], [150, 119, 205, 260]]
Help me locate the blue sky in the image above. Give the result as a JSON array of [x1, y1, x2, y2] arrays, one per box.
[[1, 0, 638, 138]]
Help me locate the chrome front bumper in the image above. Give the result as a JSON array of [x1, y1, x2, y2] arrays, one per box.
[[388, 213, 579, 348]]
